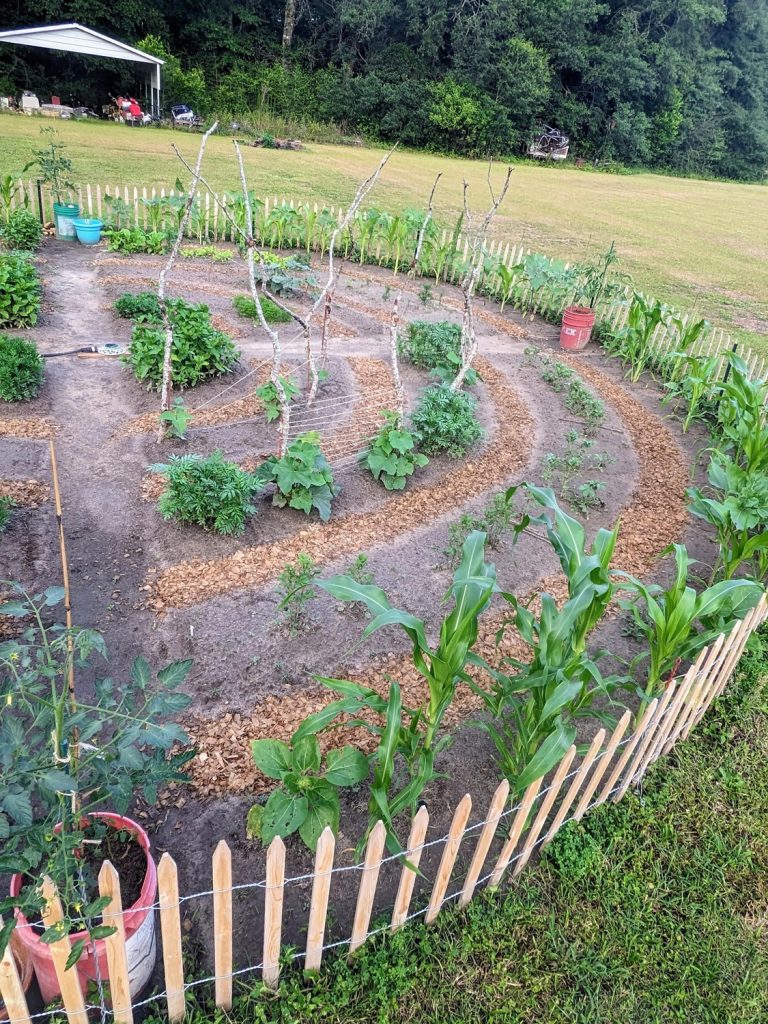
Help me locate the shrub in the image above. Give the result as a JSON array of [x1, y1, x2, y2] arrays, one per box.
[[398, 320, 477, 386], [123, 301, 239, 390], [152, 451, 260, 535], [233, 294, 293, 324], [360, 412, 428, 490], [105, 227, 167, 254], [1, 209, 43, 252], [0, 252, 41, 328], [409, 384, 483, 457], [0, 334, 44, 401], [255, 432, 339, 521]]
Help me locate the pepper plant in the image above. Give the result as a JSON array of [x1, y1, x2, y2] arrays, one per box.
[[0, 583, 193, 960]]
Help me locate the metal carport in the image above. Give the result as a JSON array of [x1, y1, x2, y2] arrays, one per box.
[[0, 22, 163, 115]]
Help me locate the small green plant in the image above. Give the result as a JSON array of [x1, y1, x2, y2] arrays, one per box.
[[159, 397, 192, 439], [0, 252, 41, 328], [114, 291, 161, 321], [569, 479, 605, 516], [541, 431, 609, 514], [409, 384, 483, 457], [398, 321, 477, 386], [604, 293, 669, 382], [346, 553, 374, 585], [565, 380, 605, 434], [255, 375, 300, 423], [544, 820, 605, 881], [0, 496, 13, 532], [233, 293, 293, 324], [662, 353, 721, 431], [573, 242, 623, 309], [181, 246, 233, 262], [419, 282, 433, 305], [0, 334, 44, 401], [0, 209, 43, 252], [152, 451, 260, 535], [275, 553, 319, 636], [255, 432, 339, 521], [443, 492, 518, 567], [360, 412, 428, 490], [247, 732, 368, 851], [23, 127, 75, 204], [123, 300, 239, 390], [105, 227, 167, 254]]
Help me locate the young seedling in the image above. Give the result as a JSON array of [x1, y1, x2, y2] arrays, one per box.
[[276, 552, 319, 635], [159, 397, 192, 440]]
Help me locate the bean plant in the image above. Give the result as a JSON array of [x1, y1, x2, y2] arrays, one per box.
[[296, 532, 499, 852], [256, 375, 300, 423]]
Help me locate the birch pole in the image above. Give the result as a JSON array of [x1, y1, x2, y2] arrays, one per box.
[[451, 165, 513, 392], [389, 172, 442, 416], [157, 121, 219, 440]]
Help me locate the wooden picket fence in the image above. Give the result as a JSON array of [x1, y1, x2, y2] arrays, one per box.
[[8, 177, 767, 387], [1, 593, 766, 1024]]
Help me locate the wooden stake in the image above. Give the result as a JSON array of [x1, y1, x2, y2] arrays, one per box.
[[158, 853, 185, 1022], [488, 776, 543, 888], [212, 840, 232, 1009], [391, 806, 430, 930], [98, 861, 132, 1024], [262, 837, 285, 989], [514, 746, 577, 876], [573, 712, 631, 821], [425, 794, 472, 924], [40, 877, 88, 1024], [541, 729, 606, 847], [459, 781, 509, 907], [305, 827, 335, 972], [0, 923, 32, 1024], [350, 821, 386, 954]]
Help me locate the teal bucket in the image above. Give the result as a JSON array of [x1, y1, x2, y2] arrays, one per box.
[[73, 217, 104, 246], [53, 202, 80, 242]]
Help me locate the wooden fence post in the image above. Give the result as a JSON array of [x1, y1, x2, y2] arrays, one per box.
[[262, 837, 285, 990], [0, 923, 32, 1024], [513, 746, 577, 876], [594, 698, 658, 807], [349, 821, 386, 954], [98, 861, 133, 1024], [540, 729, 606, 847], [488, 776, 544, 888], [391, 806, 430, 930], [573, 711, 632, 821], [212, 840, 233, 1009], [425, 794, 472, 924], [305, 827, 335, 972], [615, 686, 676, 799], [40, 877, 88, 1024], [157, 853, 185, 1022], [459, 780, 508, 908]]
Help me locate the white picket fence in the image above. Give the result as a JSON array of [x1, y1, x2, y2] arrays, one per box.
[[1, 594, 766, 1024]]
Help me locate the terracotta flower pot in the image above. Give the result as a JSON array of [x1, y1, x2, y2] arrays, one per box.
[[10, 813, 157, 1004]]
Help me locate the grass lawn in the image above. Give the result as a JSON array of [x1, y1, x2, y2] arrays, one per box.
[[2, 114, 768, 356], [147, 627, 768, 1023]]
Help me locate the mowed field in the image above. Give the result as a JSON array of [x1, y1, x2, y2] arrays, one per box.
[[2, 114, 767, 353]]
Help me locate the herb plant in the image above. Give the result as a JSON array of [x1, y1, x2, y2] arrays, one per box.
[[247, 733, 368, 852], [276, 553, 319, 635], [409, 384, 483, 457], [255, 432, 339, 521], [360, 412, 428, 490], [152, 451, 260, 535], [0, 334, 44, 401], [0, 252, 41, 328]]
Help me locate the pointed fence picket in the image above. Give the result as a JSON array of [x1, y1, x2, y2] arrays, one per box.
[[5, 604, 765, 1024]]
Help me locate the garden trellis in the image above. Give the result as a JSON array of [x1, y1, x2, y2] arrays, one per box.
[[2, 594, 765, 1024], [11, 178, 767, 388]]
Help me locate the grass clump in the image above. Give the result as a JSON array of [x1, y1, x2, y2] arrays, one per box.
[[152, 451, 260, 535], [409, 384, 483, 457], [233, 294, 293, 324], [0, 496, 13, 532], [0, 334, 44, 401]]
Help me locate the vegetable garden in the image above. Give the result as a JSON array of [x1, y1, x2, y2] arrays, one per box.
[[0, 138, 767, 1021]]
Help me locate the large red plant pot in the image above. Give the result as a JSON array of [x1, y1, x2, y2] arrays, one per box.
[[560, 305, 596, 350], [10, 813, 157, 1004]]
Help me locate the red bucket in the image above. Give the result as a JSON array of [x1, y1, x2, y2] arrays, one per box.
[[560, 306, 596, 350]]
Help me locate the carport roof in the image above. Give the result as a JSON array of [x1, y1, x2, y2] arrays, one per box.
[[0, 23, 164, 66]]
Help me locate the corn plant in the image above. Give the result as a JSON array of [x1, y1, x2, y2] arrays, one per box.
[[470, 486, 627, 794], [247, 733, 368, 851], [495, 259, 525, 312], [356, 208, 382, 264], [616, 543, 763, 696], [605, 293, 668, 382], [662, 353, 721, 431], [713, 355, 768, 473], [295, 531, 499, 851], [360, 412, 428, 490]]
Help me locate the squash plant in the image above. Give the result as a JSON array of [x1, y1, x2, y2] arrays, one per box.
[[247, 734, 368, 851], [360, 412, 428, 490], [255, 432, 339, 521], [256, 375, 300, 423]]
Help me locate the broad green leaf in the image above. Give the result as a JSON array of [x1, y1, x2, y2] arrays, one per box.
[[515, 719, 576, 792], [157, 659, 194, 688], [65, 940, 86, 971], [325, 746, 369, 786], [299, 792, 339, 851], [292, 735, 321, 774], [3, 790, 33, 826], [251, 738, 293, 780], [261, 789, 308, 843], [245, 804, 264, 840], [318, 577, 393, 617], [131, 656, 151, 688], [43, 586, 66, 607]]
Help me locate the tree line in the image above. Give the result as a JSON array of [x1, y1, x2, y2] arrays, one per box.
[[1, 0, 767, 180]]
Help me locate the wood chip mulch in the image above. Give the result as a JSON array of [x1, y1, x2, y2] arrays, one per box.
[[147, 358, 533, 614], [0, 479, 50, 507], [180, 357, 690, 800], [0, 418, 58, 440]]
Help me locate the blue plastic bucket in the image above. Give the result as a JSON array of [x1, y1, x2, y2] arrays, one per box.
[[73, 217, 104, 246]]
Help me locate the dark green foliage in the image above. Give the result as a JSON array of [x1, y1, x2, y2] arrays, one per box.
[[360, 412, 428, 490], [443, 491, 518, 567], [153, 451, 260, 535], [123, 300, 239, 390], [232, 293, 293, 324], [0, 496, 13, 532], [256, 375, 300, 423], [114, 291, 161, 321], [105, 227, 167, 254], [255, 432, 339, 521], [409, 384, 483, 457], [0, 252, 41, 328], [0, 334, 43, 401], [0, 209, 43, 252], [399, 320, 479, 387]]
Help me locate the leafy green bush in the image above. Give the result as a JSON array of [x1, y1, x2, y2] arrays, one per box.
[[409, 384, 483, 457], [255, 432, 339, 521], [0, 209, 43, 252], [233, 293, 293, 324], [114, 291, 162, 322], [360, 412, 428, 490], [0, 334, 44, 401], [398, 320, 478, 387], [0, 252, 41, 328], [123, 301, 239, 390], [152, 451, 260, 534], [105, 227, 167, 254], [256, 375, 300, 422]]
